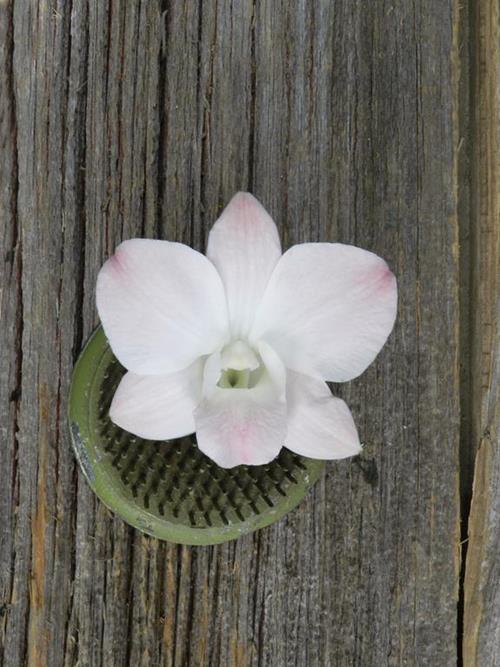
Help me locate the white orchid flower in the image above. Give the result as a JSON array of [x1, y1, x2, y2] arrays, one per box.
[[96, 192, 397, 468]]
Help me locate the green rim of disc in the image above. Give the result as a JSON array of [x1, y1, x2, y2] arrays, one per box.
[[68, 326, 325, 545]]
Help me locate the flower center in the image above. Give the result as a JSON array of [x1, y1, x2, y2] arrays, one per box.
[[218, 340, 263, 389]]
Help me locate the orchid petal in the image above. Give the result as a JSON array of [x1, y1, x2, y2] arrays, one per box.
[[251, 243, 397, 382], [109, 360, 204, 441], [285, 371, 361, 459], [96, 239, 229, 375], [206, 192, 282, 338], [194, 368, 286, 468]]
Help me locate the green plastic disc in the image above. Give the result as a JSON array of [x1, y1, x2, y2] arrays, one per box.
[[68, 326, 325, 545]]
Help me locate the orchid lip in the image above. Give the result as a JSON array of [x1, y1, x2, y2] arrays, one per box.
[[216, 339, 264, 389]]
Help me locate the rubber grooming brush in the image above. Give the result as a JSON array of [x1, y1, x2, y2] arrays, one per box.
[[69, 327, 325, 545]]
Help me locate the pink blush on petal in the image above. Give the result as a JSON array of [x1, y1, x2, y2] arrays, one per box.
[[220, 410, 253, 463], [375, 265, 396, 292], [356, 262, 395, 295], [107, 250, 127, 278], [232, 418, 253, 463]]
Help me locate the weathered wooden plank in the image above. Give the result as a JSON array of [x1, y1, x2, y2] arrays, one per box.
[[0, 1, 471, 665], [0, 0, 22, 661], [463, 0, 500, 664]]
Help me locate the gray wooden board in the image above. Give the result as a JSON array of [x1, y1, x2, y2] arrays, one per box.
[[0, 1, 496, 666], [462, 0, 500, 665]]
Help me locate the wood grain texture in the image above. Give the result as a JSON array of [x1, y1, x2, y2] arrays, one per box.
[[462, 0, 500, 665], [0, 0, 489, 665]]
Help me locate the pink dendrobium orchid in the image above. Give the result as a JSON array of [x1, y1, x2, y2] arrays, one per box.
[[96, 192, 397, 468]]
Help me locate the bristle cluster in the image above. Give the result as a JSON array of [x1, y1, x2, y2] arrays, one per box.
[[92, 355, 313, 530]]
